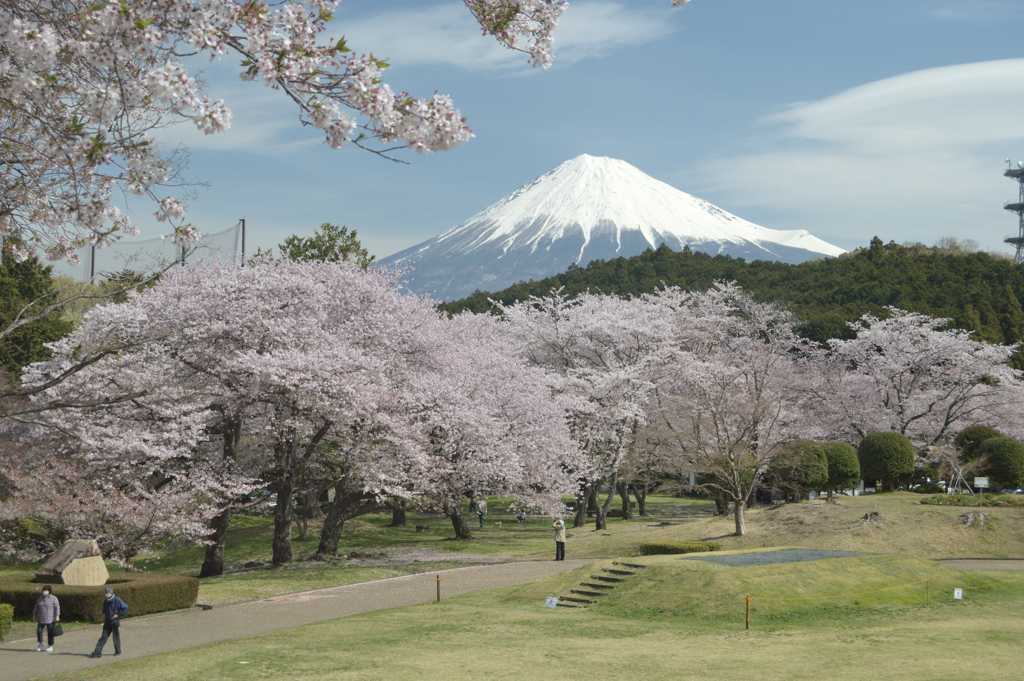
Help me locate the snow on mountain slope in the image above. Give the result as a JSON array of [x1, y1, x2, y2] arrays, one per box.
[[380, 154, 845, 300]]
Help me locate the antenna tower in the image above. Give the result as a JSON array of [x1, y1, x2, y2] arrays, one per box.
[[1004, 159, 1024, 264]]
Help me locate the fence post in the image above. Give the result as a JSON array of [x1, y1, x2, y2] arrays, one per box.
[[746, 597, 750, 630], [437, 575, 441, 602]]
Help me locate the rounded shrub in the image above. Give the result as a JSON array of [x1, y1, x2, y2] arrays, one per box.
[[976, 437, 1024, 490], [821, 441, 860, 494], [766, 441, 828, 495], [0, 572, 198, 622], [858, 431, 915, 491], [0, 603, 12, 642], [637, 541, 721, 556], [955, 426, 1005, 462]]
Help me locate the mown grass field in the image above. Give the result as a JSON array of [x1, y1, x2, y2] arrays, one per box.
[[39, 551, 1024, 681]]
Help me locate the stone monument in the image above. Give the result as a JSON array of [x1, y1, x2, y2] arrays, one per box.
[[35, 539, 109, 586]]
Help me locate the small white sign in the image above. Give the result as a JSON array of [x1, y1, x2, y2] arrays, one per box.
[[954, 588, 963, 600], [544, 597, 559, 608], [974, 477, 989, 489]]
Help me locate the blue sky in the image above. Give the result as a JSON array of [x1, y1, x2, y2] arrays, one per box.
[[115, 0, 1024, 266]]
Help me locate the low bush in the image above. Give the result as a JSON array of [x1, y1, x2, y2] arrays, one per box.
[[912, 483, 945, 494], [0, 603, 12, 641], [0, 572, 198, 622], [919, 494, 1024, 508], [637, 541, 721, 556]]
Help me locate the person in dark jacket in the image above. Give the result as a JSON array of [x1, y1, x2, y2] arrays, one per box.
[[32, 586, 60, 652], [90, 586, 128, 657]]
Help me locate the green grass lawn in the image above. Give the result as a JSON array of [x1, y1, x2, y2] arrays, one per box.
[[39, 552, 1024, 681], [7, 491, 1021, 611]]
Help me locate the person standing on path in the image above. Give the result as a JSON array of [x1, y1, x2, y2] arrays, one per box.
[[477, 498, 488, 527], [553, 517, 566, 561], [90, 586, 128, 658], [32, 586, 60, 652]]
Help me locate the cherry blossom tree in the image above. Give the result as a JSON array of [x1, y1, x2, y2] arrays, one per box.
[[647, 283, 817, 536], [809, 308, 1024, 448], [406, 311, 584, 539], [499, 291, 671, 530], [6, 257, 584, 565], [9, 259, 431, 566]]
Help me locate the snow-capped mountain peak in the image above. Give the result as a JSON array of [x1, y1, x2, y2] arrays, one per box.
[[380, 155, 845, 300]]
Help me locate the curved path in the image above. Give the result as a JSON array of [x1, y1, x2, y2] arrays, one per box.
[[1, 559, 592, 681]]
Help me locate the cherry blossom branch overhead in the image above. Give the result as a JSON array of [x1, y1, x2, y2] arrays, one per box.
[[0, 1, 692, 264]]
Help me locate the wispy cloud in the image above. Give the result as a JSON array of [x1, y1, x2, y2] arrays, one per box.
[[156, 61, 320, 155], [696, 59, 1024, 251], [929, 1, 1023, 21], [341, 1, 678, 71]]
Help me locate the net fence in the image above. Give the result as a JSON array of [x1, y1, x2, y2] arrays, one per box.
[[76, 222, 243, 281]]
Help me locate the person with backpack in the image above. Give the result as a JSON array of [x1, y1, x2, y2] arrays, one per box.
[[32, 585, 60, 652], [90, 586, 128, 658]]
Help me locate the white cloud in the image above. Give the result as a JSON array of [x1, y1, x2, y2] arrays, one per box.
[[341, 1, 677, 71], [154, 61, 321, 155], [696, 59, 1024, 252], [929, 1, 1022, 21]]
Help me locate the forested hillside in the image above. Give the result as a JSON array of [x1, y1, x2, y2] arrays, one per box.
[[441, 236, 1024, 350]]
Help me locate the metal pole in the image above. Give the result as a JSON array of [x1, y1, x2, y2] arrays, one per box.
[[90, 245, 95, 281], [240, 217, 246, 265], [745, 597, 750, 630], [436, 575, 440, 602]]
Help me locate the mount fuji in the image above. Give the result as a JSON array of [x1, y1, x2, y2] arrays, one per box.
[[379, 155, 845, 300]]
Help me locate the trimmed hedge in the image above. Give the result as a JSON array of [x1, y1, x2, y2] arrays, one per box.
[[0, 603, 12, 641], [638, 541, 721, 556], [976, 437, 1024, 489], [0, 572, 198, 623], [766, 441, 828, 495], [821, 441, 860, 493], [955, 426, 1004, 462], [858, 431, 915, 490]]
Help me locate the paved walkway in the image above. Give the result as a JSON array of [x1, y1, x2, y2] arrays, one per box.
[[1, 559, 592, 681]]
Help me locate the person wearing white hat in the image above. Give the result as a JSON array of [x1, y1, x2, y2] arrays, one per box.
[[553, 518, 566, 561]]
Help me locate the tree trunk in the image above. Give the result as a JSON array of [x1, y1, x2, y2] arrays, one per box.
[[305, 488, 324, 518], [733, 499, 747, 536], [595, 476, 617, 531], [587, 486, 600, 517], [446, 500, 472, 539], [573, 485, 589, 529], [618, 481, 632, 520], [272, 477, 295, 565], [633, 486, 647, 516], [713, 491, 728, 516], [390, 499, 407, 527], [316, 505, 346, 558], [199, 414, 242, 577], [199, 507, 232, 578]]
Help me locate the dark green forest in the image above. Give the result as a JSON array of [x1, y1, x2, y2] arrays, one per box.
[[0, 254, 72, 374], [441, 236, 1024, 350]]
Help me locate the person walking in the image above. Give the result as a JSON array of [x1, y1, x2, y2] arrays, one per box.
[[477, 498, 488, 527], [32, 585, 60, 652], [90, 586, 128, 658], [553, 517, 566, 561]]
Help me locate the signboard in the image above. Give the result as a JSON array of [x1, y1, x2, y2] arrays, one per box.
[[974, 477, 989, 489], [954, 588, 963, 601], [544, 597, 559, 608]]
